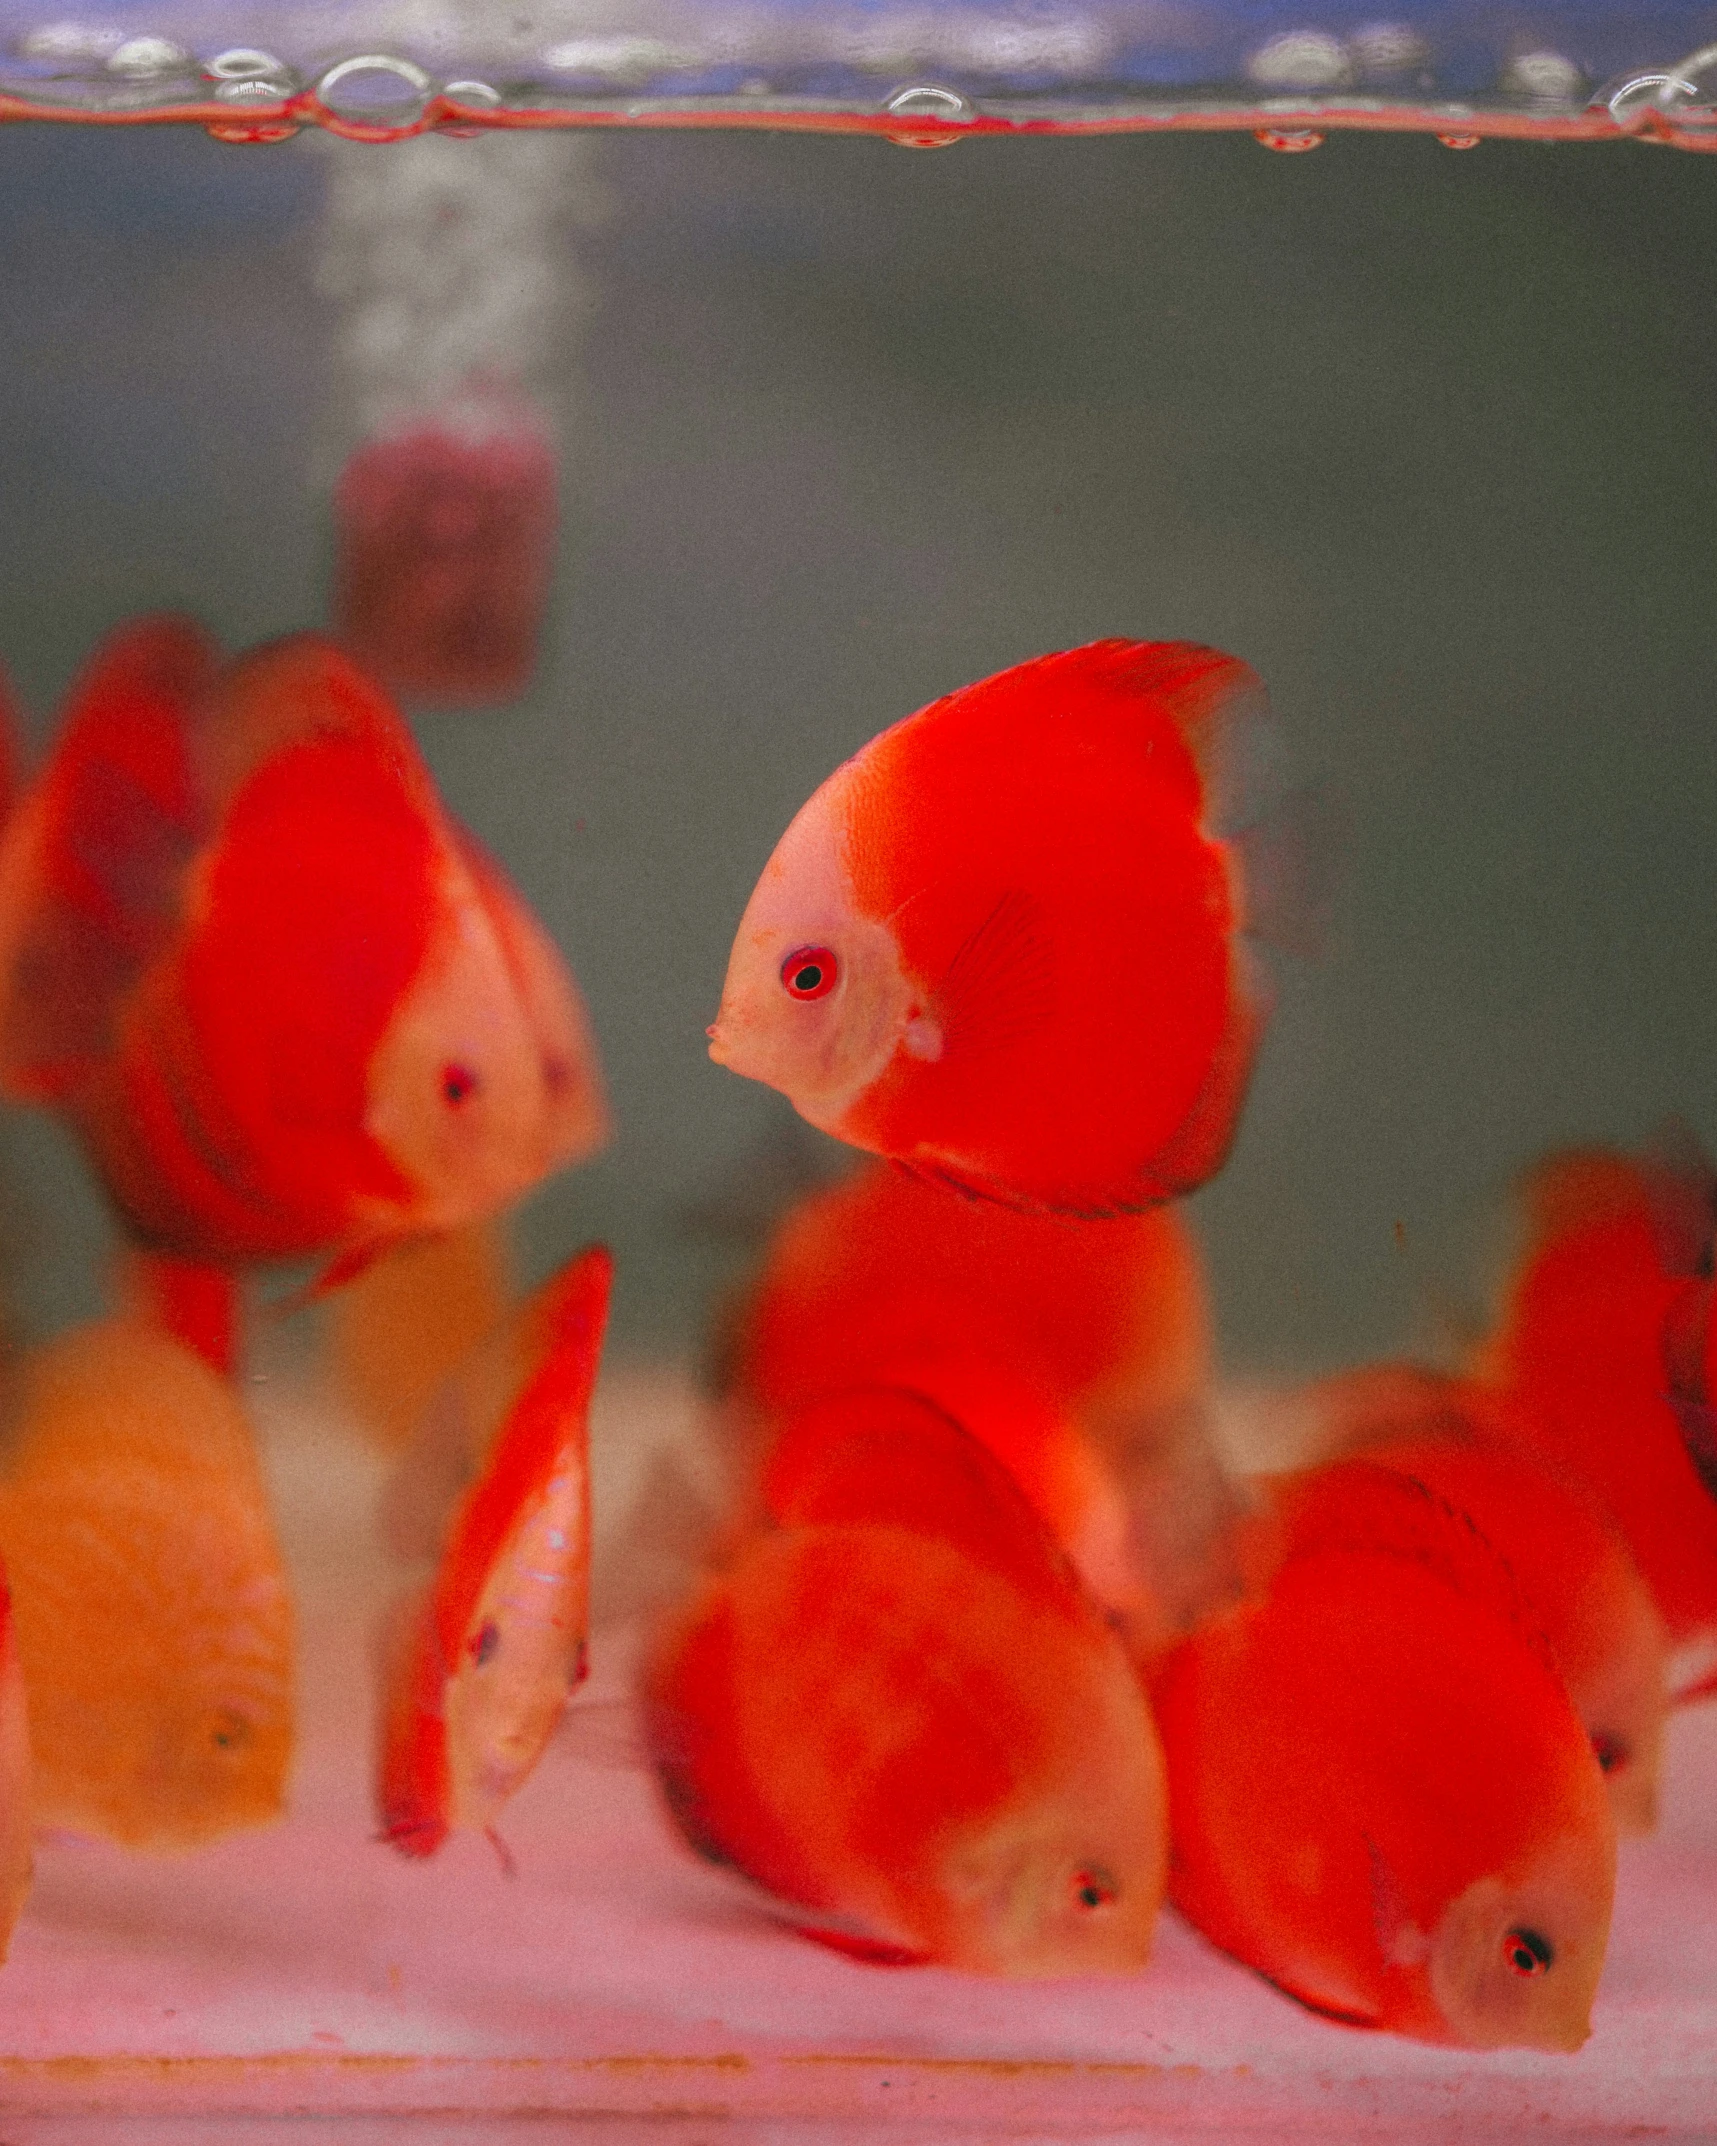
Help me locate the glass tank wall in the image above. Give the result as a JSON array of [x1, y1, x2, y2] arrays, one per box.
[[0, 30, 1711, 2141]]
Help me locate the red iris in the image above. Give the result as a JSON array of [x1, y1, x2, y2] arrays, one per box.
[[442, 1062, 479, 1105], [781, 945, 839, 1001]]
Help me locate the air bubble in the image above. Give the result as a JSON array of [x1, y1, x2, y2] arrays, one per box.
[[543, 36, 695, 85], [883, 83, 972, 149], [1502, 50, 1586, 102], [1349, 23, 1429, 80], [1654, 44, 1717, 145], [1246, 32, 1352, 93], [19, 22, 123, 64], [440, 79, 500, 137], [1255, 127, 1326, 152], [207, 49, 288, 83], [107, 37, 188, 79], [318, 55, 433, 133]]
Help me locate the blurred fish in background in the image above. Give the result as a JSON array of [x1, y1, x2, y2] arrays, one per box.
[[314, 128, 606, 707]]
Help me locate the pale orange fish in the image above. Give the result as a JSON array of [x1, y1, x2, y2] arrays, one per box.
[[0, 1319, 293, 1850]]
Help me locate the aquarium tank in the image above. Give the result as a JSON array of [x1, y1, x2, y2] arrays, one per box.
[[0, 0, 1710, 2138]]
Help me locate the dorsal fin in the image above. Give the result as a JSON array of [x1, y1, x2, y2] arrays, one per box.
[[0, 614, 218, 1099], [190, 634, 428, 822], [1272, 1458, 1557, 1673]]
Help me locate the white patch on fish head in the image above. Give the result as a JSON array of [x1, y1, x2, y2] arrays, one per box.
[[474, 861, 610, 1174], [1428, 1827, 1616, 2052], [933, 1644, 1167, 1977], [707, 777, 918, 1130], [365, 853, 575, 1229]]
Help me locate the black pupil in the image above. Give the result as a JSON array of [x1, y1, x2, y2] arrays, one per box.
[[1593, 1733, 1628, 1774], [1506, 1928, 1553, 1974], [1075, 1868, 1115, 1910], [472, 1621, 500, 1666], [443, 1065, 476, 1103], [793, 964, 823, 992]]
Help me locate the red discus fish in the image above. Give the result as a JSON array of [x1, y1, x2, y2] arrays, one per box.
[[0, 618, 607, 1276], [0, 1565, 32, 1959], [377, 1243, 610, 1859], [1153, 1460, 1615, 2051], [1473, 1143, 1717, 1654], [719, 1159, 1235, 1643], [1301, 1364, 1669, 1833], [708, 640, 1276, 1216], [645, 1513, 1167, 1976]]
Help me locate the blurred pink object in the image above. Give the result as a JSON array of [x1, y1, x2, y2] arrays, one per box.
[[333, 391, 558, 707]]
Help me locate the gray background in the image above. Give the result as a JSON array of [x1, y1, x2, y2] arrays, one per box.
[[0, 119, 1711, 1375]]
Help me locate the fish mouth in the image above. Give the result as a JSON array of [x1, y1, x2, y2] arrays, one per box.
[[706, 1018, 731, 1067]]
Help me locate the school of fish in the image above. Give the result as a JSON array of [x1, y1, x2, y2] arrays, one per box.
[[0, 619, 1706, 2069]]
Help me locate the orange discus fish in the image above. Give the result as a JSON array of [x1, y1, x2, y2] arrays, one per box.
[[0, 1319, 293, 1850], [1474, 1143, 1717, 1653], [0, 1564, 32, 1957], [0, 617, 607, 1277], [1153, 1460, 1615, 2051], [720, 1159, 1233, 1642], [708, 640, 1276, 1217], [377, 1243, 610, 1859], [327, 1220, 512, 1452], [1301, 1364, 1669, 1833], [645, 1520, 1166, 1976]]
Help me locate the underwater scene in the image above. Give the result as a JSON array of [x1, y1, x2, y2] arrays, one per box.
[[0, 8, 1713, 2135]]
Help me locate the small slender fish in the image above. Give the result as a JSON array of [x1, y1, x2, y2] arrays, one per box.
[[1474, 1142, 1717, 1654], [1154, 1459, 1616, 2051], [720, 1159, 1237, 1647], [377, 1243, 611, 1859], [0, 618, 607, 1281], [647, 1387, 1169, 1976], [0, 1320, 293, 1850], [1300, 1364, 1669, 1832], [709, 640, 1277, 1218]]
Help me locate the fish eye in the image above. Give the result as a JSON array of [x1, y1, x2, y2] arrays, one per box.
[[470, 1619, 500, 1667], [1503, 1928, 1553, 1977], [441, 1061, 479, 1106], [1592, 1732, 1630, 1774], [210, 1708, 252, 1753], [780, 945, 839, 1001], [1072, 1865, 1118, 1912]]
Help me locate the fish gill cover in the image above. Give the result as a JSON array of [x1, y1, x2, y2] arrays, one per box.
[[0, 1, 1714, 146]]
